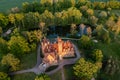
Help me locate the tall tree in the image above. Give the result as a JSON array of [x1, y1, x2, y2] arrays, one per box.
[[40, 10, 54, 26], [79, 35, 94, 49], [15, 13, 24, 29], [23, 12, 40, 30], [70, 23, 77, 35], [67, 7, 82, 24], [8, 14, 16, 27], [0, 27, 2, 36], [0, 38, 8, 59], [8, 36, 30, 57], [92, 49, 103, 62], [0, 13, 8, 28], [26, 30, 43, 43], [73, 58, 102, 80], [1, 53, 20, 71]]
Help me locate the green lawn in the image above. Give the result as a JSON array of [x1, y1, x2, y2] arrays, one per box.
[[64, 65, 77, 80], [11, 72, 36, 80], [50, 70, 62, 80], [96, 40, 120, 80], [0, 0, 39, 13], [96, 41, 120, 59], [20, 52, 37, 70]]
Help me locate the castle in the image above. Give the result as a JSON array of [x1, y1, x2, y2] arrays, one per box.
[[41, 37, 75, 67]]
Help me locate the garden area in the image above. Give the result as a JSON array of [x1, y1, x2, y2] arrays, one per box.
[[0, 0, 120, 80]]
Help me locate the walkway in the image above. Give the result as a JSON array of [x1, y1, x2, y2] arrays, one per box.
[[61, 67, 65, 80], [9, 42, 81, 77]]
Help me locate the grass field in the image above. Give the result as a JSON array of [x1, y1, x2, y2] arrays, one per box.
[[50, 69, 62, 80], [96, 38, 120, 80], [11, 72, 36, 80], [0, 0, 39, 13], [20, 52, 37, 70], [64, 65, 77, 80]]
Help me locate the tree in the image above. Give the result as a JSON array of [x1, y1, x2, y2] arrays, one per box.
[[0, 27, 2, 36], [15, 13, 24, 29], [40, 10, 54, 26], [58, 0, 72, 11], [76, 0, 89, 8], [39, 22, 47, 35], [89, 16, 98, 25], [70, 23, 77, 35], [0, 13, 8, 28], [1, 54, 20, 71], [98, 11, 107, 24], [106, 17, 116, 30], [23, 12, 40, 30], [95, 24, 111, 44], [11, 28, 20, 37], [35, 74, 51, 80], [0, 72, 10, 80], [79, 35, 94, 49], [40, 0, 53, 5], [26, 30, 43, 43], [86, 8, 94, 16], [104, 56, 120, 75], [71, 0, 76, 7], [73, 58, 102, 80], [8, 36, 30, 57], [67, 7, 82, 24], [112, 17, 120, 39], [54, 12, 63, 26], [8, 13, 16, 27], [0, 38, 8, 59], [92, 49, 103, 62]]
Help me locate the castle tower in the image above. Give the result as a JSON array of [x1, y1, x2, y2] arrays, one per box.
[[57, 37, 63, 59]]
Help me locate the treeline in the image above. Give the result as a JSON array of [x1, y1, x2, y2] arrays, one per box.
[[21, 0, 120, 14], [0, 7, 82, 30]]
